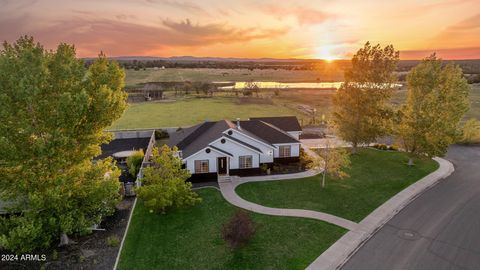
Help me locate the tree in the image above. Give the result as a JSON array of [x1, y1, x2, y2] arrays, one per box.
[[0, 36, 128, 252], [332, 42, 399, 152], [222, 210, 256, 249], [135, 145, 201, 213], [397, 55, 470, 164], [126, 150, 144, 177], [316, 140, 351, 188], [460, 119, 480, 144]]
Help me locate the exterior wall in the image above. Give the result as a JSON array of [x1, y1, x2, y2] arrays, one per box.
[[287, 131, 302, 140], [273, 143, 301, 158], [210, 139, 260, 170], [184, 149, 223, 174], [228, 129, 275, 163]]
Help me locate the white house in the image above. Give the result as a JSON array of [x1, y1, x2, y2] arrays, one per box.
[[167, 116, 302, 181]]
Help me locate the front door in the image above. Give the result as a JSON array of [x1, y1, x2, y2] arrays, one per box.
[[217, 157, 227, 175]]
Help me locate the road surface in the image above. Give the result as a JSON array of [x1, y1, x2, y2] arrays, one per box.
[[342, 145, 480, 270]]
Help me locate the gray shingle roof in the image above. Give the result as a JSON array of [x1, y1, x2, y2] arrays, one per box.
[[239, 120, 299, 144], [168, 120, 234, 158], [250, 116, 301, 132]]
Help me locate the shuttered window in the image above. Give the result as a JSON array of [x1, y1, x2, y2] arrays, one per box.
[[194, 160, 209, 173], [239, 155, 253, 169]]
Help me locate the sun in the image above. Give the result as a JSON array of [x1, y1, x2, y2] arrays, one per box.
[[314, 45, 340, 62]]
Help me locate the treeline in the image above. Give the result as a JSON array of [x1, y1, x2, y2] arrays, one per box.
[[82, 58, 480, 74]]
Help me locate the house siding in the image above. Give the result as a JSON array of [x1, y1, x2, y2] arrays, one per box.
[[210, 139, 260, 170], [228, 129, 275, 163]]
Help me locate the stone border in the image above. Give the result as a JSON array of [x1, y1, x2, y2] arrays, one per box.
[[306, 157, 454, 270], [113, 198, 137, 270]]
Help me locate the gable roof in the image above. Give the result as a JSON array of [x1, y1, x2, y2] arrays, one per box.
[[239, 120, 299, 144], [209, 145, 233, 157], [168, 120, 235, 158], [224, 134, 263, 153], [249, 116, 301, 132]]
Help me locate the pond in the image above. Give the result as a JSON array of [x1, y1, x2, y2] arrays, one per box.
[[217, 81, 343, 90]]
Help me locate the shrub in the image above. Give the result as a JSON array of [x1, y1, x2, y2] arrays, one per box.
[[222, 210, 256, 249], [155, 129, 169, 140], [373, 144, 388, 150], [136, 146, 201, 214], [388, 145, 399, 151], [299, 148, 317, 169], [107, 235, 120, 247], [126, 150, 144, 178], [51, 250, 58, 260], [260, 164, 269, 174], [460, 118, 480, 144]]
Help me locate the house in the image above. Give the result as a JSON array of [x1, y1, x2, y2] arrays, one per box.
[[167, 116, 302, 182]]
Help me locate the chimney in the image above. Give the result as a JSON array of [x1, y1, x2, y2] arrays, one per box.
[[236, 118, 241, 130]]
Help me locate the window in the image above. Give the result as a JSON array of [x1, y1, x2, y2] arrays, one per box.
[[194, 160, 209, 173], [239, 155, 253, 169], [279, 146, 291, 157]]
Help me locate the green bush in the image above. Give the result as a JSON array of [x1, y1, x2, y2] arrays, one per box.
[[460, 119, 480, 144], [136, 146, 201, 214], [107, 235, 120, 247], [155, 129, 169, 140], [127, 150, 144, 178], [388, 145, 399, 151], [260, 164, 269, 173], [299, 148, 316, 169]]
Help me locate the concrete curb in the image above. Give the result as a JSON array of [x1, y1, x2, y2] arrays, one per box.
[[306, 157, 454, 270], [113, 198, 137, 270]]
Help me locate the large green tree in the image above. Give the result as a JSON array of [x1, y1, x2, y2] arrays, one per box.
[[397, 55, 470, 164], [0, 36, 128, 252], [332, 42, 399, 151]]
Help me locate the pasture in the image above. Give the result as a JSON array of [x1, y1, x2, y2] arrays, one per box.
[[125, 67, 344, 87]]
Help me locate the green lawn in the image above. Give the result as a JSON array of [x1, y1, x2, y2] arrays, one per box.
[[236, 149, 439, 222], [110, 97, 300, 129], [117, 188, 346, 270]]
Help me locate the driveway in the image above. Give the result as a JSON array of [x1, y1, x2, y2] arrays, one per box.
[[342, 145, 480, 270]]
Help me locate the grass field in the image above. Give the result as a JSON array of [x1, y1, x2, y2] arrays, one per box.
[[117, 188, 346, 270], [110, 97, 301, 129], [125, 68, 344, 87], [236, 149, 439, 222]]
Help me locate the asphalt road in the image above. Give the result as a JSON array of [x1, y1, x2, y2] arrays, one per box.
[[342, 145, 480, 270]]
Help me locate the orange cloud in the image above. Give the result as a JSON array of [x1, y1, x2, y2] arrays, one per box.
[[264, 5, 332, 25], [0, 16, 288, 57]]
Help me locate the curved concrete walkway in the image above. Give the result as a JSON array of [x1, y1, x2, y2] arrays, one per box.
[[218, 144, 358, 230], [219, 180, 358, 230]]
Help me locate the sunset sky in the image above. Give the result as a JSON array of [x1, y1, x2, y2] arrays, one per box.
[[1, 0, 479, 59]]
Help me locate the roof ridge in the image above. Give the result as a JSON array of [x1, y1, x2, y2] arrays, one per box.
[[176, 121, 215, 149]]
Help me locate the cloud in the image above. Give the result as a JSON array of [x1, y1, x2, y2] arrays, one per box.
[[400, 47, 480, 60], [429, 13, 480, 48], [0, 16, 288, 56], [147, 0, 210, 16], [264, 5, 332, 25]]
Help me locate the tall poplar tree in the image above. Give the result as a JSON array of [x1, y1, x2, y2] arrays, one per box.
[[0, 36, 128, 252], [397, 55, 470, 164], [332, 42, 399, 151]]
